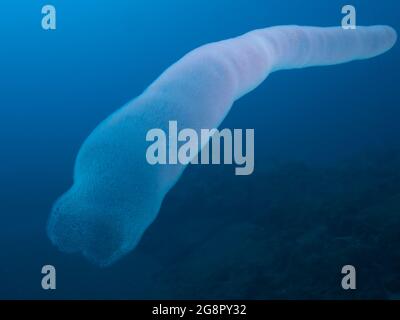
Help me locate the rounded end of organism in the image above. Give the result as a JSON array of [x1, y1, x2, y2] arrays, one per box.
[[380, 25, 397, 50], [352, 25, 397, 60], [369, 25, 398, 54], [47, 190, 132, 267]]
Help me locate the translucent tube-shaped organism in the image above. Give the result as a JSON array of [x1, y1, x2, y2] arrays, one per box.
[[48, 26, 397, 266]]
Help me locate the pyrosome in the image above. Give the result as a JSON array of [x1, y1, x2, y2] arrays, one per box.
[[47, 25, 397, 266]]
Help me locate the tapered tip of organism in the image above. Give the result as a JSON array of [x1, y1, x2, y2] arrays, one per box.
[[47, 24, 397, 267], [380, 25, 397, 50], [360, 25, 397, 57]]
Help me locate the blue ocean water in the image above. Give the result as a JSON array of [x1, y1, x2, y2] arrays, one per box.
[[0, 0, 399, 299]]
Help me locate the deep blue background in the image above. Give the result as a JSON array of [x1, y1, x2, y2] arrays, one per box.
[[0, 0, 399, 299]]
